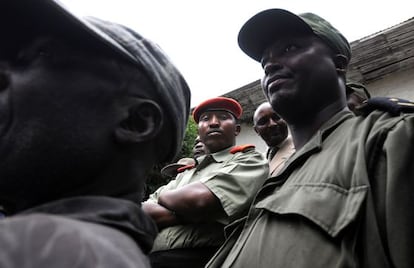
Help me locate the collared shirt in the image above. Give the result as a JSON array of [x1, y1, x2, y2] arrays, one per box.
[[268, 135, 295, 176], [207, 109, 414, 268], [149, 146, 268, 252]]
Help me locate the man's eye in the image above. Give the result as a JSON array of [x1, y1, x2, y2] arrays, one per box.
[[219, 114, 229, 120], [15, 44, 52, 65], [200, 115, 209, 121], [284, 44, 298, 53], [257, 118, 267, 126], [271, 114, 281, 121]]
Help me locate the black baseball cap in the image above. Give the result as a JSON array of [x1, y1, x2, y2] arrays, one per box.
[[238, 9, 351, 63]]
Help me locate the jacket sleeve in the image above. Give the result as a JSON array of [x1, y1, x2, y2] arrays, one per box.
[[201, 150, 269, 223], [147, 175, 182, 202], [376, 114, 414, 268]]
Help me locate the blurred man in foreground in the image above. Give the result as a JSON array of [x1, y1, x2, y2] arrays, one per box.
[[0, 1, 190, 267]]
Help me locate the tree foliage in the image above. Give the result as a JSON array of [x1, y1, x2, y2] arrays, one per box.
[[143, 118, 198, 200]]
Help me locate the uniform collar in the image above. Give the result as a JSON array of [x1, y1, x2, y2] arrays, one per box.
[[296, 109, 353, 156], [269, 110, 353, 182], [210, 146, 234, 162], [195, 147, 233, 171], [19, 196, 158, 253]]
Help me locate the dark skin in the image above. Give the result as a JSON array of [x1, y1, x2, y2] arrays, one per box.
[[261, 33, 349, 150], [198, 111, 241, 153], [143, 110, 239, 229], [0, 36, 165, 213], [347, 92, 367, 113], [253, 102, 289, 148], [193, 135, 207, 159]]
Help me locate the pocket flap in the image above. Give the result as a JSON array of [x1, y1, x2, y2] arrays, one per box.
[[255, 183, 368, 237]]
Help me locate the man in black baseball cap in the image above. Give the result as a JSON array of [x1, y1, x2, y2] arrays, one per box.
[[0, 0, 190, 267], [207, 8, 414, 268]]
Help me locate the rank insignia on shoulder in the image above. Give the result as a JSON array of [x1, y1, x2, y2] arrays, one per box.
[[230, 144, 255, 154], [177, 164, 195, 173], [356, 97, 414, 116]]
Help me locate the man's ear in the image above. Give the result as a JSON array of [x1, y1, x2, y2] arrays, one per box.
[[115, 99, 163, 144], [333, 54, 348, 74], [235, 124, 241, 137]]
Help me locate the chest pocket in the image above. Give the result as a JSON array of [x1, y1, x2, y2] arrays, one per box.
[[255, 183, 368, 237]]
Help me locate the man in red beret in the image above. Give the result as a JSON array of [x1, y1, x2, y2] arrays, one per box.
[[143, 97, 268, 268]]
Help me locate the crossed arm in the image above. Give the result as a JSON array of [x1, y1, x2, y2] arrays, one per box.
[[142, 182, 224, 230]]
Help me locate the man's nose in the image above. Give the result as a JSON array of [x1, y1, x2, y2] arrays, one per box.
[[268, 117, 278, 126], [208, 115, 220, 126], [263, 61, 282, 76]]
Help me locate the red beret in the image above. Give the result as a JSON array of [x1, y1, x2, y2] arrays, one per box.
[[193, 97, 243, 123]]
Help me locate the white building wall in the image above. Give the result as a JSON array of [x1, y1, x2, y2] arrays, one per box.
[[367, 68, 414, 100], [237, 123, 268, 154]]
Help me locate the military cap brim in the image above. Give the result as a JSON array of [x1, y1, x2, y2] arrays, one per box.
[[193, 97, 243, 123], [238, 9, 351, 64], [238, 9, 313, 62]]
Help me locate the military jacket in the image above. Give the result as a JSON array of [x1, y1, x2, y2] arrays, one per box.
[[149, 146, 269, 252], [207, 110, 414, 268], [0, 196, 157, 267]]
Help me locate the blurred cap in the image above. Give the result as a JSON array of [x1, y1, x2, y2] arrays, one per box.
[[192, 97, 243, 123], [161, 158, 196, 177], [238, 9, 351, 63], [1, 0, 191, 162]]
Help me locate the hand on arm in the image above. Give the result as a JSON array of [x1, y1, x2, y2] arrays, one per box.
[[142, 201, 180, 229], [158, 182, 225, 223]]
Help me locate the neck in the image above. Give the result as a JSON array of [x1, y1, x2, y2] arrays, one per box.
[[62, 152, 150, 205], [289, 100, 346, 151]]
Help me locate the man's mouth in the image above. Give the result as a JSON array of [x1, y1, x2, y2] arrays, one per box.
[[207, 130, 222, 136], [266, 73, 290, 94]]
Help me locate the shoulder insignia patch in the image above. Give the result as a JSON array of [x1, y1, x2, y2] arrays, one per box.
[[356, 97, 414, 116], [230, 144, 256, 154], [177, 164, 195, 173]]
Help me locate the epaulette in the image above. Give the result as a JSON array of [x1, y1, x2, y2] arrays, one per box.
[[177, 164, 195, 173], [230, 144, 255, 154], [356, 97, 414, 116]]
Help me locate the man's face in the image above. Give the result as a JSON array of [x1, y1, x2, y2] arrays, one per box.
[[198, 110, 240, 153], [0, 36, 132, 210], [347, 92, 366, 113], [260, 33, 340, 121], [254, 104, 288, 147], [193, 136, 207, 159]]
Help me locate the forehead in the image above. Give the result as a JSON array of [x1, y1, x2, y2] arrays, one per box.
[[255, 104, 274, 117], [261, 33, 322, 62], [199, 110, 234, 118]]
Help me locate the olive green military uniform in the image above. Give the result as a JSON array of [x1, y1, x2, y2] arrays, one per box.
[[207, 109, 414, 268], [149, 145, 268, 252]]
